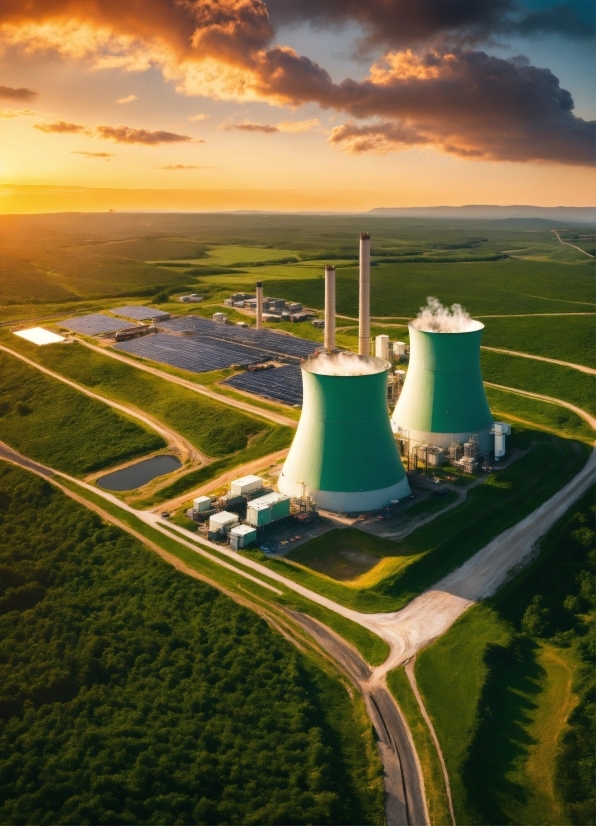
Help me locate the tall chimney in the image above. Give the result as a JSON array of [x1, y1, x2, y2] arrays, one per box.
[[256, 281, 263, 330], [359, 232, 371, 356], [324, 265, 336, 352]]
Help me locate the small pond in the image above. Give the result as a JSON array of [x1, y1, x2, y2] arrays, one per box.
[[97, 455, 182, 491]]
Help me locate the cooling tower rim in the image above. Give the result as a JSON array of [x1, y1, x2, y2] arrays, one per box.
[[302, 353, 389, 377], [409, 319, 484, 334]]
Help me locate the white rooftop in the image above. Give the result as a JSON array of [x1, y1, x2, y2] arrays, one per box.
[[230, 524, 257, 536], [209, 510, 238, 526], [231, 475, 263, 486], [251, 491, 290, 506], [14, 327, 65, 346]]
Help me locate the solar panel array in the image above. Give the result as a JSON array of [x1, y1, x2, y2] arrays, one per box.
[[61, 314, 136, 336], [224, 365, 303, 406], [110, 306, 171, 321], [114, 332, 266, 373], [158, 315, 318, 360]]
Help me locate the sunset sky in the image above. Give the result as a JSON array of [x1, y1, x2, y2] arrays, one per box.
[[0, 0, 594, 212]]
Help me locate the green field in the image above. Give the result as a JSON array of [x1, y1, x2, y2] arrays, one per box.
[[415, 487, 595, 825], [243, 428, 590, 613], [485, 386, 594, 443], [481, 350, 595, 415], [0, 462, 384, 825], [0, 352, 164, 475], [481, 314, 595, 368]]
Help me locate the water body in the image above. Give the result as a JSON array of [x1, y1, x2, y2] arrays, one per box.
[[97, 455, 182, 491]]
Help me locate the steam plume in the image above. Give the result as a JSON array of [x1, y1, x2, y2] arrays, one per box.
[[308, 353, 381, 376], [414, 296, 481, 332]]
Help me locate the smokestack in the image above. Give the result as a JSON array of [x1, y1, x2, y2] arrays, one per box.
[[256, 281, 263, 330], [359, 232, 370, 356], [324, 265, 336, 352]]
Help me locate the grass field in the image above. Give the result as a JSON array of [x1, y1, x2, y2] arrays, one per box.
[[485, 386, 595, 443], [5, 337, 273, 459], [243, 428, 590, 613], [415, 487, 595, 824], [0, 352, 165, 474], [481, 314, 595, 368], [481, 350, 595, 415]]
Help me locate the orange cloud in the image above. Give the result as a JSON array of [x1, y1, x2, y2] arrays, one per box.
[[34, 120, 86, 133], [95, 125, 195, 145], [116, 94, 138, 104], [0, 84, 37, 101], [72, 151, 114, 159], [157, 164, 206, 170]]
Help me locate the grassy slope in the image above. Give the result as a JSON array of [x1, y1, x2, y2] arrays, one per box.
[[415, 488, 595, 825], [481, 350, 595, 415], [5, 336, 273, 458], [0, 352, 164, 475], [481, 314, 595, 368], [243, 429, 589, 612]]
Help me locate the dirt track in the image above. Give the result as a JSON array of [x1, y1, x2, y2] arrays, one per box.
[[482, 345, 595, 375]]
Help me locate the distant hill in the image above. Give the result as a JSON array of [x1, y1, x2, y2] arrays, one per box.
[[368, 205, 596, 223]]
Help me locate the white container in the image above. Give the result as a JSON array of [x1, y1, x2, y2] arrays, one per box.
[[230, 475, 264, 497], [193, 495, 212, 513], [229, 524, 257, 550], [208, 511, 239, 533], [213, 312, 226, 323], [393, 341, 407, 357], [375, 334, 390, 361]]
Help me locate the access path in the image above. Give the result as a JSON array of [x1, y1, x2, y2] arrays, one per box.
[[482, 345, 596, 375]]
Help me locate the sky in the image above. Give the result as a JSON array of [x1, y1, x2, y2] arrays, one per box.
[[0, 0, 594, 212]]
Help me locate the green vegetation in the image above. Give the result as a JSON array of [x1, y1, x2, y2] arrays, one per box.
[[245, 429, 590, 613], [481, 314, 595, 369], [387, 668, 452, 826], [481, 350, 595, 415], [415, 487, 595, 825], [486, 386, 595, 443], [0, 352, 164, 475], [5, 338, 272, 458], [56, 476, 390, 667], [0, 463, 384, 825]]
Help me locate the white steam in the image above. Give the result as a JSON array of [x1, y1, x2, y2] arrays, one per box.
[[413, 296, 481, 333], [307, 353, 381, 376]]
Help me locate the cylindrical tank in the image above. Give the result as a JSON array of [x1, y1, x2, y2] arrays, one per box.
[[375, 334, 389, 360], [358, 233, 370, 356], [278, 354, 410, 512], [324, 265, 336, 351], [391, 320, 493, 452]]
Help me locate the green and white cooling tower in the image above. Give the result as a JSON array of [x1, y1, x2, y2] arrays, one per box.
[[391, 320, 493, 451], [278, 355, 410, 512]]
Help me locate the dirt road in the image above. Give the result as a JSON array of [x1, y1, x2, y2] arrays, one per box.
[[0, 344, 205, 466], [482, 346, 595, 375], [553, 229, 595, 258], [485, 382, 596, 430], [78, 338, 297, 427]]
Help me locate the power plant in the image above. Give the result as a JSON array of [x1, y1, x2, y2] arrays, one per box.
[[278, 234, 411, 513]]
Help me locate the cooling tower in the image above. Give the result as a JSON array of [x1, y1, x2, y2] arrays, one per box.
[[391, 320, 493, 452], [278, 354, 410, 512]]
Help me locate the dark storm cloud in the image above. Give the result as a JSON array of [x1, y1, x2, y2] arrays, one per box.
[[0, 84, 37, 100]]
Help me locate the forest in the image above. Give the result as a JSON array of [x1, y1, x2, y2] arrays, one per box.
[[0, 463, 383, 825]]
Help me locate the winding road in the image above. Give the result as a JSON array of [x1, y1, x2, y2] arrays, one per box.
[[482, 345, 596, 375]]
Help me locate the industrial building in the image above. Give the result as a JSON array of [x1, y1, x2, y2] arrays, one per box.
[[278, 234, 411, 513]]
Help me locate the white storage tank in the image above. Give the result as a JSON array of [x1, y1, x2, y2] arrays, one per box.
[[393, 341, 407, 359], [229, 524, 258, 550], [492, 422, 512, 459], [209, 511, 239, 534], [375, 334, 390, 361], [230, 475, 264, 497], [213, 312, 226, 323], [193, 495, 212, 513]]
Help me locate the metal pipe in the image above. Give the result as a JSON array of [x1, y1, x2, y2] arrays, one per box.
[[256, 281, 263, 330], [359, 232, 370, 356], [324, 265, 336, 351]]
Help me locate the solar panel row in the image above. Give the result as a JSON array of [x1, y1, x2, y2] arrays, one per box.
[[158, 315, 317, 360], [224, 366, 303, 406], [110, 306, 170, 321], [114, 332, 267, 373], [61, 314, 135, 335]]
